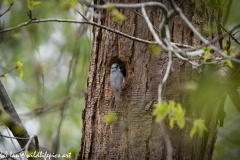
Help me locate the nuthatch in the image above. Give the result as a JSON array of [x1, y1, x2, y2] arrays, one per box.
[[110, 63, 123, 102]]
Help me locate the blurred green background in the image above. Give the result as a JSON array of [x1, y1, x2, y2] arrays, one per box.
[[0, 0, 91, 158], [213, 0, 240, 159]]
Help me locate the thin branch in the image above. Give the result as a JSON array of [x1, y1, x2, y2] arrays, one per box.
[[0, 1, 14, 17], [80, 0, 169, 16], [179, 23, 240, 52], [140, 5, 174, 160], [0, 18, 154, 44], [0, 66, 17, 77], [141, 7, 167, 50], [220, 23, 240, 46], [74, 8, 89, 21], [0, 134, 30, 139], [160, 123, 173, 160], [25, 135, 39, 154], [170, 0, 240, 63], [5, 127, 18, 159], [1, 17, 240, 62], [158, 27, 174, 104], [156, 25, 178, 160]]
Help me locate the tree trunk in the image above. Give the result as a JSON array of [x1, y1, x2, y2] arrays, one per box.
[[79, 0, 224, 159]]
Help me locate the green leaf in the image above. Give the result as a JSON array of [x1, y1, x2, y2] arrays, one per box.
[[229, 46, 236, 56], [190, 125, 197, 138], [70, 0, 78, 7], [177, 103, 183, 113], [177, 117, 185, 129], [33, 1, 41, 7], [16, 61, 23, 68], [0, 113, 11, 125], [16, 61, 23, 79], [223, 50, 228, 55], [168, 100, 175, 112], [149, 44, 162, 55], [196, 120, 208, 136], [152, 102, 169, 122], [27, 0, 34, 10], [174, 103, 185, 129], [204, 47, 211, 61], [103, 112, 117, 125], [226, 59, 233, 68], [112, 10, 125, 24], [107, 3, 115, 11], [169, 117, 174, 129], [190, 119, 208, 138], [27, 0, 41, 10]]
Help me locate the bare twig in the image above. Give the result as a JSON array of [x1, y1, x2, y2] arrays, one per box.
[[25, 135, 39, 154], [74, 8, 89, 21], [142, 4, 173, 159], [82, 1, 240, 62], [0, 18, 155, 44], [158, 26, 174, 160], [179, 23, 240, 52], [0, 134, 30, 139], [6, 127, 19, 159], [0, 1, 14, 17], [160, 123, 173, 160], [141, 7, 167, 50], [26, 10, 37, 20], [169, 0, 240, 63], [80, 1, 170, 16], [0, 66, 17, 78], [1, 16, 240, 63], [220, 23, 240, 46]]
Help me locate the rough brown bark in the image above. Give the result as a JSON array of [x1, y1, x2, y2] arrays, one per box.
[[79, 0, 224, 159]]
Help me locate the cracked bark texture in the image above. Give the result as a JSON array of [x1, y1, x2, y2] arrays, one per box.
[[79, 0, 225, 159]]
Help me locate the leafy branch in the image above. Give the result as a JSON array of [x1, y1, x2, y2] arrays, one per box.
[[0, 61, 24, 83]]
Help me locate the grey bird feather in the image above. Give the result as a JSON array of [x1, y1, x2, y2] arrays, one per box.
[[110, 63, 123, 102]]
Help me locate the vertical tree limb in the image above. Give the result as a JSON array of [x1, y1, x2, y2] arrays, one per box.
[[0, 80, 35, 152]]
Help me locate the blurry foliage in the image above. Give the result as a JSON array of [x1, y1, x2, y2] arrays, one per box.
[[203, 47, 211, 61], [190, 119, 208, 138], [0, 0, 91, 157], [149, 44, 162, 56], [111, 10, 125, 24], [213, 96, 240, 160], [27, 0, 42, 11], [213, 0, 240, 159], [103, 112, 117, 125], [106, 4, 125, 24], [153, 101, 207, 136]]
